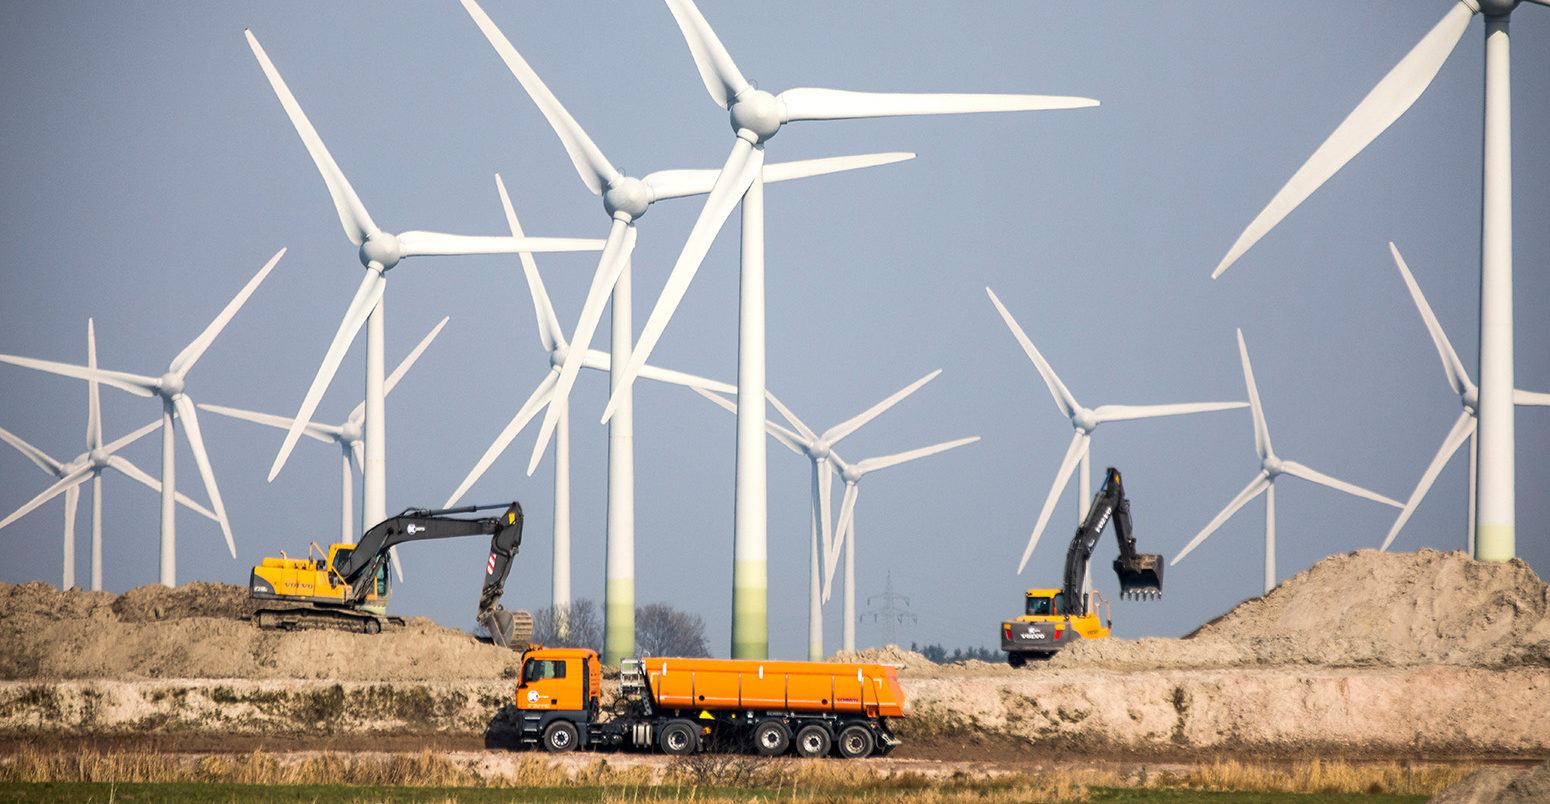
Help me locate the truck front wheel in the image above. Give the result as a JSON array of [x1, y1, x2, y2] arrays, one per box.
[[836, 725, 874, 759], [542, 720, 579, 753], [793, 724, 831, 758], [659, 720, 699, 755], [753, 720, 790, 756]]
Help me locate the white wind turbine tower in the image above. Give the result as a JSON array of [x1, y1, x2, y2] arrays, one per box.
[[696, 371, 944, 660], [201, 316, 449, 558], [829, 437, 979, 652], [602, 0, 1099, 659], [458, 0, 916, 663], [0, 250, 282, 585], [0, 320, 215, 590], [442, 177, 736, 641], [1378, 243, 1550, 553], [986, 287, 1248, 575], [1172, 329, 1403, 594], [1211, 0, 1549, 563], [244, 31, 602, 536]]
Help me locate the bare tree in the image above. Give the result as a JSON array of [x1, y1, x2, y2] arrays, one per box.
[[531, 598, 603, 653], [635, 602, 709, 657]]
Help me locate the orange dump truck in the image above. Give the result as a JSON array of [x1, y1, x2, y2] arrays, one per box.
[[503, 647, 909, 758]]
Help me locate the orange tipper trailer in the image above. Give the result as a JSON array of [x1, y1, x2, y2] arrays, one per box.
[[505, 648, 909, 758]]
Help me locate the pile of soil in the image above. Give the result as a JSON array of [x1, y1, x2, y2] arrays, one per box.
[[0, 580, 523, 681], [1051, 549, 1550, 669], [828, 645, 937, 671], [1430, 759, 1550, 804]]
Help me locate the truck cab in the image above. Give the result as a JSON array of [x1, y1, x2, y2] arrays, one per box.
[[509, 647, 602, 752], [1000, 587, 1110, 666]]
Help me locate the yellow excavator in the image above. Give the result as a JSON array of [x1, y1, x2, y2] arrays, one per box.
[[248, 502, 533, 648], [1001, 468, 1163, 667]]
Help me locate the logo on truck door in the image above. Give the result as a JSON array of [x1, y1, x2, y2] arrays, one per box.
[[526, 689, 539, 703]]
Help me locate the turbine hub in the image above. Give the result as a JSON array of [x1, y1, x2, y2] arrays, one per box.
[[808, 440, 831, 462], [604, 176, 651, 220], [1463, 386, 1479, 415], [89, 447, 110, 468], [1072, 409, 1099, 433], [550, 342, 569, 369], [158, 372, 184, 397], [359, 231, 403, 271], [840, 466, 862, 485], [1262, 455, 1283, 476], [729, 88, 782, 143], [340, 419, 362, 444]]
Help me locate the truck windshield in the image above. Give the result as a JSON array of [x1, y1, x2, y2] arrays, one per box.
[[522, 659, 567, 683], [1025, 596, 1054, 616]]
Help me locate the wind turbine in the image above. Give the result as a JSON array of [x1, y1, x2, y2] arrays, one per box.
[[457, 0, 915, 662], [442, 176, 735, 645], [829, 436, 979, 652], [0, 321, 215, 590], [243, 30, 603, 536], [1211, 0, 1548, 562], [601, 0, 1098, 659], [986, 287, 1248, 574], [200, 316, 449, 556], [1378, 242, 1550, 554], [1171, 329, 1403, 594], [695, 370, 943, 660], [0, 250, 283, 585]]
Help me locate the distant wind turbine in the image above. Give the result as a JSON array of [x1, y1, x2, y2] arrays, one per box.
[[1378, 242, 1550, 553], [1172, 329, 1402, 593], [1212, 0, 1549, 562], [830, 436, 979, 651], [987, 287, 1247, 574], [599, 0, 1098, 659], [0, 251, 283, 585], [244, 30, 603, 537], [201, 315, 449, 575], [0, 321, 214, 590]]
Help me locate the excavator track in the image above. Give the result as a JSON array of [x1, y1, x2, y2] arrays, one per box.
[[253, 603, 406, 635]]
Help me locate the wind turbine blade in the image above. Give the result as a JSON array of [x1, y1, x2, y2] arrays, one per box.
[[459, 0, 620, 194], [1380, 410, 1474, 551], [663, 0, 752, 109], [446, 371, 557, 508], [1017, 431, 1089, 574], [1236, 329, 1274, 461], [823, 369, 942, 445], [1172, 471, 1272, 565], [690, 387, 805, 455], [1516, 390, 1550, 406], [350, 441, 364, 473], [526, 220, 639, 476], [1212, 3, 1474, 278], [1390, 242, 1473, 398], [0, 425, 64, 476], [245, 30, 377, 245], [986, 288, 1079, 420], [170, 248, 284, 376], [496, 174, 564, 354], [0, 466, 92, 531], [87, 318, 101, 450], [764, 390, 817, 442], [197, 403, 336, 444], [825, 483, 860, 601], [105, 455, 219, 521], [100, 419, 164, 455], [818, 459, 834, 575], [0, 355, 155, 398], [1091, 401, 1248, 423], [174, 395, 236, 557], [778, 87, 1098, 122], [384, 316, 448, 396], [269, 268, 386, 482], [1278, 460, 1402, 508], [634, 360, 736, 395], [602, 138, 765, 423], [640, 152, 915, 202], [395, 231, 603, 256], [854, 436, 980, 475]]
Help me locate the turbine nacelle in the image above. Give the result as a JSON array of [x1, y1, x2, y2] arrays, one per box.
[[157, 373, 185, 398], [730, 88, 783, 143], [805, 439, 833, 462], [359, 231, 403, 271], [339, 419, 362, 445], [88, 448, 111, 469], [1071, 408, 1100, 433], [603, 176, 651, 220], [1262, 454, 1284, 477], [1477, 0, 1520, 18]]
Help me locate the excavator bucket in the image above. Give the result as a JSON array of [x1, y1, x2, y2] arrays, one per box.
[[1114, 553, 1164, 600], [480, 606, 535, 651]]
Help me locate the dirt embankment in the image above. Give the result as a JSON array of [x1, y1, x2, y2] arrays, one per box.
[[1, 549, 1547, 761]]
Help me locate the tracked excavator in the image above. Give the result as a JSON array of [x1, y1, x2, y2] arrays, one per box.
[[248, 502, 534, 649], [1001, 468, 1163, 667]]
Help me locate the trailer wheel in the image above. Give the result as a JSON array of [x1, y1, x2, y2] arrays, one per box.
[[1007, 652, 1026, 668], [753, 720, 790, 756], [542, 720, 579, 753], [836, 725, 875, 759], [793, 724, 831, 758], [659, 720, 699, 755]]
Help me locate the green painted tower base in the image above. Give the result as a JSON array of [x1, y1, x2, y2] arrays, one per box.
[[1476, 524, 1515, 563], [731, 559, 768, 659], [604, 578, 634, 666]]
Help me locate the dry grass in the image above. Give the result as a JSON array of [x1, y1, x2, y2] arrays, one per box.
[[1159, 757, 1476, 796]]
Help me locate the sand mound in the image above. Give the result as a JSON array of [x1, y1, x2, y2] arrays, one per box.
[[0, 581, 523, 682], [1430, 759, 1550, 804], [829, 645, 937, 671], [1051, 549, 1550, 669]]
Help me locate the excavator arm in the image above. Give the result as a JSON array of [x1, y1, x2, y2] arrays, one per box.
[[1061, 468, 1163, 617]]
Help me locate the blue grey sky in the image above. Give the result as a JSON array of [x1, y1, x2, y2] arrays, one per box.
[[1, 2, 1546, 658]]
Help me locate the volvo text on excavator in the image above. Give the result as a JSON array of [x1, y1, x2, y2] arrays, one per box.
[[1000, 468, 1163, 666], [248, 502, 534, 649]]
